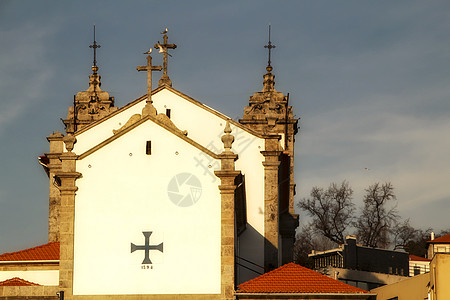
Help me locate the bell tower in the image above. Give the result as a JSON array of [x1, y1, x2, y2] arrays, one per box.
[[239, 26, 299, 267], [62, 26, 117, 134]]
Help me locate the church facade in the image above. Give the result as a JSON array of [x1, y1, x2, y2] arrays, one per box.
[[0, 28, 299, 299]]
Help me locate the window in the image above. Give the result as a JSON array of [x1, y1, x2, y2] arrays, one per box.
[[146, 141, 151, 155]]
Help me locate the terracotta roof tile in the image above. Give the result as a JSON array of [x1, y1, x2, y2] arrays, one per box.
[[409, 254, 430, 262], [427, 233, 450, 244], [237, 263, 368, 294], [0, 242, 59, 261], [0, 277, 40, 286]]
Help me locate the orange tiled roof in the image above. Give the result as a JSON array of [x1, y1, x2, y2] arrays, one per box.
[[0, 242, 59, 261], [409, 254, 430, 262], [237, 263, 368, 294], [0, 277, 40, 286], [427, 233, 450, 244]]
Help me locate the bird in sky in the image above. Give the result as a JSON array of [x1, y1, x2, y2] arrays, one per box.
[[144, 48, 152, 54], [161, 28, 168, 34], [365, 167, 370, 171], [156, 43, 172, 57]]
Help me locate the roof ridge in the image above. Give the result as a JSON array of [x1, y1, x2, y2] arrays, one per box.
[[238, 262, 295, 287], [428, 233, 450, 243], [0, 242, 59, 257], [409, 254, 430, 261], [0, 242, 60, 261], [0, 277, 41, 286], [238, 262, 368, 294]]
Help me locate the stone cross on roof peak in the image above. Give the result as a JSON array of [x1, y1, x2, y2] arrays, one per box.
[[137, 49, 162, 107], [154, 28, 177, 87]]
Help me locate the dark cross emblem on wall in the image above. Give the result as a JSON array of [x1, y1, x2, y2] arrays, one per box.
[[131, 231, 164, 264]]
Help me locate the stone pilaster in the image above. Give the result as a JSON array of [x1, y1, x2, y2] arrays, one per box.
[[46, 132, 64, 242], [261, 136, 282, 272], [215, 121, 240, 300], [55, 135, 81, 300]]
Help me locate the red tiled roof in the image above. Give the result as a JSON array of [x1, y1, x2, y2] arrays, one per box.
[[409, 254, 430, 262], [237, 263, 368, 294], [0, 277, 40, 286], [427, 233, 450, 244], [0, 242, 59, 261]]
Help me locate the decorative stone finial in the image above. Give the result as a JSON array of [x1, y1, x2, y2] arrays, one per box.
[[240, 25, 287, 131], [154, 28, 177, 87], [221, 120, 235, 153], [62, 26, 117, 134], [63, 134, 77, 152]]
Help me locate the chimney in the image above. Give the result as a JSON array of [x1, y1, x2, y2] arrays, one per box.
[[431, 232, 435, 240]]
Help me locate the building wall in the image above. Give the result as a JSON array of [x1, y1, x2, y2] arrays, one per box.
[[428, 243, 450, 259], [73, 121, 222, 295], [429, 253, 450, 300], [334, 268, 408, 291], [371, 272, 429, 300], [235, 294, 373, 300], [73, 88, 267, 284], [0, 286, 59, 299], [409, 260, 429, 276], [343, 238, 408, 276]]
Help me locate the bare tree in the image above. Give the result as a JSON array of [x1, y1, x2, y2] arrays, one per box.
[[355, 182, 398, 248], [392, 219, 418, 250], [293, 225, 336, 268], [404, 228, 433, 257], [298, 181, 355, 244]]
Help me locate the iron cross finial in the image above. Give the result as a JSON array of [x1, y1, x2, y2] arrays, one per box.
[[89, 25, 101, 68], [264, 24, 276, 68], [154, 28, 177, 87]]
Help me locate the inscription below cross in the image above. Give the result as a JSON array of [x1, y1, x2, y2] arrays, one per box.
[[154, 29, 177, 87], [131, 231, 164, 264], [137, 50, 162, 104]]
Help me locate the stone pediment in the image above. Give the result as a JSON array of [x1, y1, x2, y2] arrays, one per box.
[[78, 112, 218, 161]]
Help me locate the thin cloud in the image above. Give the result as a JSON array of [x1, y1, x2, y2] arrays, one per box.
[[0, 22, 57, 134]]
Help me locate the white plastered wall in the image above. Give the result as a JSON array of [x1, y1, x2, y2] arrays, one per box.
[[73, 121, 221, 295], [152, 90, 266, 279], [73, 88, 267, 283]]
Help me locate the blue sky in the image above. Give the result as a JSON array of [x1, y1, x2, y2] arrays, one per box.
[[1, 1, 450, 253]]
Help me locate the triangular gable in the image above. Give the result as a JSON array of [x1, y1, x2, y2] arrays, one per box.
[[75, 85, 264, 138], [237, 263, 369, 294], [78, 113, 219, 160], [0, 242, 59, 262], [72, 86, 265, 156]]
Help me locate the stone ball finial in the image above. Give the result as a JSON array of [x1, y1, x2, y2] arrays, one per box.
[[221, 120, 234, 153]]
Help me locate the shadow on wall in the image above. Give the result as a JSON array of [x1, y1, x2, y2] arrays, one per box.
[[235, 223, 280, 285]]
